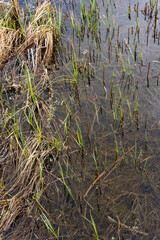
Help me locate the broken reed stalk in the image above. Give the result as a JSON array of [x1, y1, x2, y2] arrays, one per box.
[[128, 3, 131, 20], [103, 63, 105, 85], [117, 25, 119, 45], [108, 38, 111, 63], [84, 144, 136, 198], [147, 62, 150, 87], [107, 216, 148, 236], [87, 57, 90, 85], [84, 155, 124, 198]]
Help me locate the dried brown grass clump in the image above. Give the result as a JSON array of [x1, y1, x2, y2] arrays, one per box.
[[0, 0, 60, 70], [0, 63, 64, 236], [0, 28, 23, 67], [0, 103, 63, 234]]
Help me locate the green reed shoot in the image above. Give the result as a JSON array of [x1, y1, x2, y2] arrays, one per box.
[[128, 3, 131, 15], [83, 211, 99, 240], [134, 39, 137, 55], [137, 148, 142, 163], [63, 104, 71, 136], [19, 124, 25, 149], [76, 20, 81, 38], [0, 171, 4, 190], [118, 107, 123, 119], [86, 11, 91, 29], [101, 15, 109, 31], [24, 106, 34, 129], [13, 122, 28, 158], [134, 140, 137, 167], [107, 0, 109, 9], [66, 159, 69, 178], [124, 39, 134, 61], [28, 109, 42, 141], [138, 47, 143, 65], [113, 103, 118, 122], [134, 96, 139, 112], [34, 118, 42, 141], [40, 211, 59, 239], [10, 135, 13, 151], [22, 66, 36, 104], [145, 128, 148, 146], [90, 211, 99, 240], [82, 4, 87, 21], [143, 157, 149, 172], [52, 138, 63, 151], [0, 90, 4, 108], [93, 151, 98, 171], [13, 108, 24, 151], [115, 139, 118, 158], [82, 56, 86, 81], [104, 16, 109, 31], [90, 0, 96, 13], [25, 0, 32, 18], [135, 14, 140, 31], [94, 18, 100, 37], [56, 5, 62, 35], [28, 106, 34, 126], [71, 41, 78, 85], [64, 122, 67, 135], [112, 126, 118, 158], [127, 57, 132, 77], [80, 0, 84, 24], [118, 86, 122, 101], [1, 7, 15, 29], [63, 109, 71, 135], [35, 186, 43, 202], [109, 9, 115, 30], [120, 141, 128, 164], [70, 12, 75, 28], [89, 14, 94, 31], [59, 162, 74, 200], [76, 120, 84, 152]]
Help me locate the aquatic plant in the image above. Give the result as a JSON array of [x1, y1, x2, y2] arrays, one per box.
[[40, 211, 59, 239]]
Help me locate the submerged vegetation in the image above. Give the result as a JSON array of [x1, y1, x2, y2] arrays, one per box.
[[0, 0, 160, 239]]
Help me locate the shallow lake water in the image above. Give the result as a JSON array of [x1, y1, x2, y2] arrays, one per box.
[[51, 0, 160, 239]]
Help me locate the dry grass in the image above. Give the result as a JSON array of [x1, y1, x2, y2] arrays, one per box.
[[0, 20, 64, 232], [0, 0, 60, 70], [0, 96, 64, 234]]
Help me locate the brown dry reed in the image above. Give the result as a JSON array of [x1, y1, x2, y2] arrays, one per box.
[[0, 90, 64, 236], [0, 0, 60, 71]]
